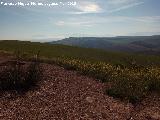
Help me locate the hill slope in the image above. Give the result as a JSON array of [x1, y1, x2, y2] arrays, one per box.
[[1, 40, 160, 66], [0, 41, 160, 120], [49, 35, 160, 54]]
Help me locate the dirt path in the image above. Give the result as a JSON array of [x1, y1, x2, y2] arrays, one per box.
[[0, 60, 160, 119]]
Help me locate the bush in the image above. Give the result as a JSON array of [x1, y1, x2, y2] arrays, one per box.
[[0, 51, 41, 92], [107, 76, 149, 103]]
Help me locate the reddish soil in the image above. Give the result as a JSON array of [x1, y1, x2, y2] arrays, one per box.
[[0, 57, 160, 120]]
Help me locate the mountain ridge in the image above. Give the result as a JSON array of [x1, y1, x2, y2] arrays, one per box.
[[48, 35, 160, 54]]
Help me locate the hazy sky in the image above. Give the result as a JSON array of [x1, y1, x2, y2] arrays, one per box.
[[0, 0, 160, 41]]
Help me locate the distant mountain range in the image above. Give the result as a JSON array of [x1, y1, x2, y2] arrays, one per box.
[[48, 35, 160, 54]]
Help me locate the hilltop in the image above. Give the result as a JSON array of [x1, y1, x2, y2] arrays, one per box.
[[0, 55, 160, 120]]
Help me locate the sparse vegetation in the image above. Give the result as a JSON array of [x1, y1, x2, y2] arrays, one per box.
[[0, 51, 41, 92], [1, 40, 160, 66], [0, 40, 160, 103], [36, 57, 160, 103]]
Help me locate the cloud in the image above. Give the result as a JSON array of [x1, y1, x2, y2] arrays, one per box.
[[55, 20, 93, 27], [72, 2, 103, 14], [69, 0, 145, 14], [83, 4, 101, 12], [107, 0, 136, 5], [54, 15, 160, 28], [2, 0, 103, 15], [133, 16, 160, 23], [96, 16, 160, 23], [1, 0, 144, 15], [55, 21, 65, 26], [108, 1, 144, 13]]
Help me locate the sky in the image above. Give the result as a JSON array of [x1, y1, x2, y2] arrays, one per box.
[[0, 0, 160, 41]]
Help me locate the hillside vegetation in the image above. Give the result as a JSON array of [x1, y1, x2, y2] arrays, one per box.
[[50, 35, 160, 54], [1, 40, 160, 66], [0, 40, 160, 103]]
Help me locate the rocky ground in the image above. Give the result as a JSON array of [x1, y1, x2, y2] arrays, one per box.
[[0, 56, 160, 120]]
